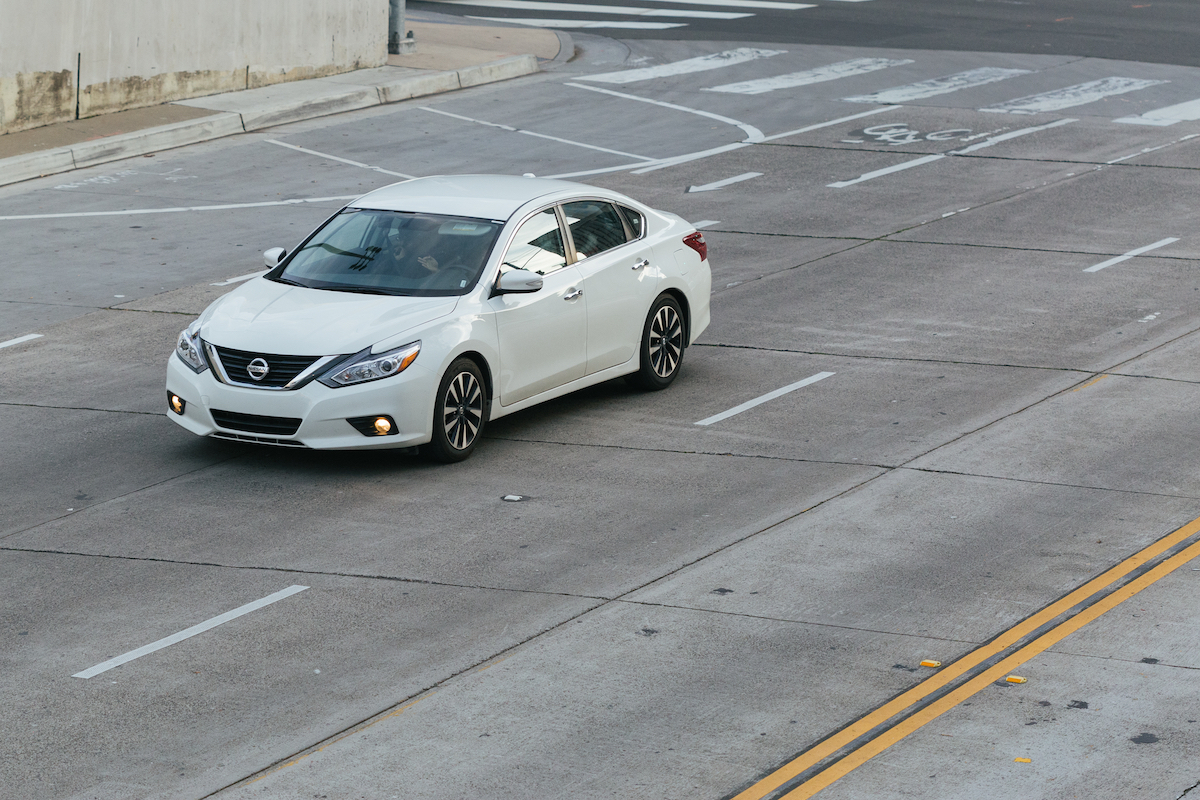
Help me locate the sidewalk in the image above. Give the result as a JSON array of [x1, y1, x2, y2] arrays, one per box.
[[0, 19, 568, 189]]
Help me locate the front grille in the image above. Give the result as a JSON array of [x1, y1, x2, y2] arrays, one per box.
[[210, 432, 309, 448], [211, 409, 302, 436], [211, 344, 320, 388]]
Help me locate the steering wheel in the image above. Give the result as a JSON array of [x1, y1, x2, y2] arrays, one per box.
[[421, 263, 475, 290]]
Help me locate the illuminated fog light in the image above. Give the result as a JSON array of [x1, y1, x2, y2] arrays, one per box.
[[374, 417, 392, 435], [168, 393, 186, 415]]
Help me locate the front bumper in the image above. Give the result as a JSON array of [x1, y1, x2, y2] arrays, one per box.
[[165, 354, 437, 450]]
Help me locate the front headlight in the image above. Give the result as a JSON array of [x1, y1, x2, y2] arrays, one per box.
[[319, 341, 420, 388], [175, 323, 208, 373]]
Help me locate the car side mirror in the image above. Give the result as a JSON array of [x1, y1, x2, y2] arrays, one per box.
[[495, 268, 543, 294], [263, 247, 288, 268]]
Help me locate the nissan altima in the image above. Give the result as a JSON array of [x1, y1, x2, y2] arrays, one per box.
[[165, 174, 712, 461]]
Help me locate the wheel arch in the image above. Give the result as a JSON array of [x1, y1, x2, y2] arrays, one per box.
[[659, 286, 691, 347], [451, 349, 495, 418]]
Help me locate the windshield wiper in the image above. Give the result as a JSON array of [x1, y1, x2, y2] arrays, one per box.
[[318, 284, 398, 295], [273, 276, 310, 288]]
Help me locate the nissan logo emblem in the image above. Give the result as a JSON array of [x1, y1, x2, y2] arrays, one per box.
[[247, 358, 270, 381]]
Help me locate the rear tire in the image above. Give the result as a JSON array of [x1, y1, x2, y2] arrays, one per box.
[[423, 357, 488, 462], [626, 294, 686, 391]]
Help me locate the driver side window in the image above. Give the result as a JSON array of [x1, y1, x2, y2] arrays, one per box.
[[502, 208, 567, 276]]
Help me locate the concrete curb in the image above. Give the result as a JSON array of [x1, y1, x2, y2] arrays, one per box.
[[0, 54, 539, 189]]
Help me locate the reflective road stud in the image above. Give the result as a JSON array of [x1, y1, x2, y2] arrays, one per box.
[[920, 660, 941, 668], [1006, 676, 1028, 684]]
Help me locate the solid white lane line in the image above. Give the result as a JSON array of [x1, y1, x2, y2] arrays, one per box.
[[434, 0, 752, 19], [73, 585, 309, 679], [696, 372, 835, 426], [265, 140, 415, 178], [418, 106, 654, 160], [688, 172, 762, 192], [1106, 133, 1200, 164], [565, 82, 765, 142], [0, 196, 359, 221], [827, 154, 946, 188], [211, 270, 269, 287], [692, 220, 721, 229], [0, 334, 44, 349], [980, 77, 1168, 114], [1114, 98, 1200, 126], [578, 48, 786, 85], [704, 58, 914, 96], [629, 142, 754, 174], [761, 105, 900, 141], [950, 117, 1076, 153], [1083, 238, 1180, 273], [631, 0, 811, 7], [828, 118, 1076, 187], [842, 67, 1031, 104], [466, 17, 687, 28]]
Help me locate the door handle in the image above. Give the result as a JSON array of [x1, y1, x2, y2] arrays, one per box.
[[563, 288, 583, 301], [632, 258, 649, 271]]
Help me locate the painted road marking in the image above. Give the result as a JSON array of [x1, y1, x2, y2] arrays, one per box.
[[980, 77, 1168, 114], [265, 140, 415, 179], [695, 372, 835, 426], [828, 118, 1076, 187], [419, 106, 654, 161], [1083, 237, 1179, 272], [1115, 97, 1200, 126], [466, 17, 686, 28], [565, 82, 766, 142], [1106, 132, 1200, 164], [0, 334, 44, 349], [842, 67, 1031, 104], [546, 106, 898, 180], [432, 0, 753, 19], [627, 0, 810, 6], [211, 270, 269, 287], [0, 196, 358, 221], [688, 172, 762, 192], [704, 58, 914, 96], [692, 220, 721, 229], [578, 48, 786, 85], [72, 585, 309, 679], [730, 513, 1200, 800]]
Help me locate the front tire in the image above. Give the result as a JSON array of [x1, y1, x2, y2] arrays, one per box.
[[424, 357, 487, 462], [627, 294, 686, 391]]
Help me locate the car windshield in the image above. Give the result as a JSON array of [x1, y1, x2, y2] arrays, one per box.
[[273, 209, 502, 296]]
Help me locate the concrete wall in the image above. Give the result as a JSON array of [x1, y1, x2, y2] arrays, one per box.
[[0, 0, 388, 134]]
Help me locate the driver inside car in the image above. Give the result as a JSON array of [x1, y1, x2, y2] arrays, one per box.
[[387, 232, 439, 278]]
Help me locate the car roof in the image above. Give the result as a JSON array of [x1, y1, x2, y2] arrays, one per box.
[[349, 174, 595, 220]]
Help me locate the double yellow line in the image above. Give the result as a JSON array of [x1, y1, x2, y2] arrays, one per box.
[[732, 514, 1200, 800]]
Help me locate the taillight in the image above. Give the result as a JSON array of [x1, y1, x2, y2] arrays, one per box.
[[683, 231, 707, 261]]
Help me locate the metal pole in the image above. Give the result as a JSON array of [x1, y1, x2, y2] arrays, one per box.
[[388, 0, 415, 55]]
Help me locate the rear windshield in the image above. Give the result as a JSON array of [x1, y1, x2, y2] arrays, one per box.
[[273, 209, 502, 297]]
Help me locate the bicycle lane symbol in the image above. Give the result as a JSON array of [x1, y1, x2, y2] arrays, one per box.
[[843, 123, 975, 145]]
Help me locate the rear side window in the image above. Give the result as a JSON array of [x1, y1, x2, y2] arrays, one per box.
[[617, 204, 643, 239], [562, 201, 629, 259]]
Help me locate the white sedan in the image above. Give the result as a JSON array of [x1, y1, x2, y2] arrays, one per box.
[[166, 175, 711, 461]]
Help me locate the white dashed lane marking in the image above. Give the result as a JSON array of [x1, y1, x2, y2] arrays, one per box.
[[695, 372, 836, 426], [73, 585, 310, 679], [1083, 238, 1180, 273]]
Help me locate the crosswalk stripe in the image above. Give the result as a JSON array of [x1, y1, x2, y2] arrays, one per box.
[[1114, 98, 1200, 126], [703, 57, 914, 95], [980, 77, 1168, 114], [578, 48, 786, 85], [463, 15, 686, 26], [465, 16, 687, 27], [429, 0, 752, 19], [842, 67, 1031, 104]]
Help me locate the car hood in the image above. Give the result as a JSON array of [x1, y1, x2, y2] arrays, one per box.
[[199, 278, 459, 355]]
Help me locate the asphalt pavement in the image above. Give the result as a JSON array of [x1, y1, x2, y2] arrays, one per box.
[[4, 10, 1200, 800]]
